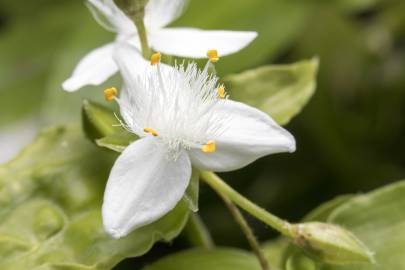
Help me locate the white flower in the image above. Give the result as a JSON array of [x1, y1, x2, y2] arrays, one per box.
[[62, 0, 258, 92], [102, 47, 295, 239]]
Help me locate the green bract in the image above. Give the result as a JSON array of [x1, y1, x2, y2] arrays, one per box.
[[0, 125, 189, 269]]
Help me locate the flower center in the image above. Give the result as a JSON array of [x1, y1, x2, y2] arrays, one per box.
[[112, 51, 229, 158]]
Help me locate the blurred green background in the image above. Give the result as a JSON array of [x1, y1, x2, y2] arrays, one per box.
[[0, 0, 404, 269]]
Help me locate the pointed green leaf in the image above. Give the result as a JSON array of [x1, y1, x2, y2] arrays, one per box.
[[96, 130, 139, 153], [143, 248, 261, 270], [82, 100, 123, 140], [223, 58, 319, 125], [0, 125, 189, 269], [303, 195, 353, 222]]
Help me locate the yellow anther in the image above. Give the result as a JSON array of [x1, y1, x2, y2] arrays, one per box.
[[207, 50, 219, 63], [144, 127, 159, 137], [217, 86, 226, 99], [202, 140, 216, 153], [104, 87, 118, 101], [150, 52, 161, 65]]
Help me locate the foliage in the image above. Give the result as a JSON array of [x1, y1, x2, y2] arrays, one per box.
[[0, 0, 404, 269], [262, 180, 405, 270], [0, 126, 189, 269]]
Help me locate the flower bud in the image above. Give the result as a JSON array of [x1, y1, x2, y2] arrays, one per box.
[[113, 0, 149, 17], [292, 222, 375, 265]]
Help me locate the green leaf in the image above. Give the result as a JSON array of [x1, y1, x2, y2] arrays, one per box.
[[0, 125, 189, 269], [303, 195, 353, 222], [96, 131, 139, 153], [143, 248, 261, 270], [223, 58, 319, 125], [82, 100, 123, 140], [285, 180, 405, 270]]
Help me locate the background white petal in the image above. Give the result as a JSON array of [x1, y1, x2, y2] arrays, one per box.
[[102, 138, 192, 238], [62, 43, 118, 92], [144, 0, 188, 30], [149, 28, 257, 58], [87, 0, 136, 34], [189, 100, 296, 172], [113, 42, 150, 89]]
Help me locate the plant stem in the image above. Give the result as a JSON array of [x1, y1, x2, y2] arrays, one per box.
[[183, 212, 215, 249], [221, 194, 270, 270], [200, 171, 295, 238], [132, 14, 152, 59]]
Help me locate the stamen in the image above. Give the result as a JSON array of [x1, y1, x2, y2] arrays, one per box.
[[217, 86, 226, 99], [151, 52, 161, 65], [202, 140, 216, 153], [207, 50, 219, 63], [104, 87, 118, 101], [144, 127, 159, 137]]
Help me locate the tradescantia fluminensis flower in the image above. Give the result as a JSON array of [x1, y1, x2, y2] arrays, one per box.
[[101, 45, 296, 238], [62, 0, 257, 92]]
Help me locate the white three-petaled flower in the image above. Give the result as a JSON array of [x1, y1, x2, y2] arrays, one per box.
[[62, 0, 257, 92], [101, 46, 295, 239]]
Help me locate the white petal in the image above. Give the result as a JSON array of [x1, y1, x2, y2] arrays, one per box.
[[149, 28, 257, 58], [144, 0, 188, 30], [62, 44, 118, 92], [87, 0, 135, 34], [102, 138, 192, 238], [113, 41, 149, 89], [189, 101, 296, 172], [113, 43, 149, 129]]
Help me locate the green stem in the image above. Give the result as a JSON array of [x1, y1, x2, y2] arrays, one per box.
[[133, 14, 152, 59], [183, 212, 215, 249], [221, 195, 270, 270], [200, 171, 295, 238]]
